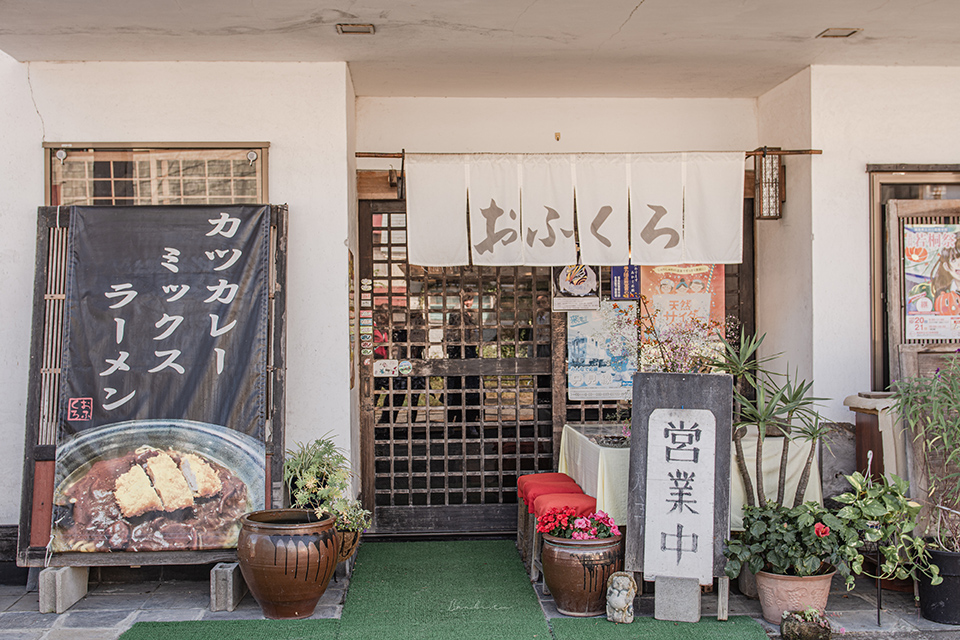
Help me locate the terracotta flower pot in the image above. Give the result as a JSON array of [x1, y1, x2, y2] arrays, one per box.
[[336, 529, 362, 562], [237, 508, 339, 619], [541, 534, 623, 617], [754, 570, 835, 625]]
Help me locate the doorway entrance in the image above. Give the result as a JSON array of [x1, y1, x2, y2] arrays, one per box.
[[358, 192, 755, 535]]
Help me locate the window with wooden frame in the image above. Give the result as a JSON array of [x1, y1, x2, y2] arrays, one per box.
[[45, 143, 268, 207]]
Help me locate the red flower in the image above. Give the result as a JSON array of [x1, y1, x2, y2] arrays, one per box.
[[814, 522, 830, 538]]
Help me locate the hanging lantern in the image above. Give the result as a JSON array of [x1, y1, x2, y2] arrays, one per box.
[[754, 147, 783, 220]]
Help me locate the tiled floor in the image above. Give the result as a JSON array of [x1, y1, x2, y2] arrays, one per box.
[[2, 570, 959, 639], [0, 575, 348, 640], [533, 575, 960, 638]]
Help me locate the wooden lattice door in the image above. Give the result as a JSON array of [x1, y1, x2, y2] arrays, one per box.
[[358, 200, 555, 534]]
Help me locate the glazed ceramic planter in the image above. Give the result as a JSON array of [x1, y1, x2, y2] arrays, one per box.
[[237, 509, 339, 619], [335, 529, 362, 562], [541, 534, 623, 616], [754, 570, 835, 625]]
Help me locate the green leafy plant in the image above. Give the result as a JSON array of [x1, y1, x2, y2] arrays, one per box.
[[710, 331, 826, 509], [284, 435, 371, 533], [724, 472, 941, 589], [890, 352, 960, 552]]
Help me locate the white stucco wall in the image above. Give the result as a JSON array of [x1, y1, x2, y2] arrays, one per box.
[[756, 69, 814, 384], [0, 56, 357, 523], [808, 65, 960, 420], [0, 52, 44, 524], [356, 97, 759, 160]]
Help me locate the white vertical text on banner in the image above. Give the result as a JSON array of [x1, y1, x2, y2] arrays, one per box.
[[405, 154, 469, 266]]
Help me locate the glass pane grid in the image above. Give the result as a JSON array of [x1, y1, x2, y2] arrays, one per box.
[[51, 149, 264, 206], [369, 209, 552, 508]]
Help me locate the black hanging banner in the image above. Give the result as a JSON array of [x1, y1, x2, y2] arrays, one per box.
[[52, 205, 270, 554]]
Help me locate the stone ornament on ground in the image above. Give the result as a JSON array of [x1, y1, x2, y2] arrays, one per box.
[[606, 571, 637, 623]]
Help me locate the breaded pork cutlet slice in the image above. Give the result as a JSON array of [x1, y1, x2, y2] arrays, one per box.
[[144, 451, 195, 511], [114, 465, 163, 517], [179, 453, 222, 498]]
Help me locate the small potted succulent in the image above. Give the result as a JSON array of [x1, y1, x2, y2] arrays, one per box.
[[780, 607, 835, 640]]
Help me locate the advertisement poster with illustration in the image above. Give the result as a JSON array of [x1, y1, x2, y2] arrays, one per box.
[[639, 264, 725, 335], [903, 224, 960, 339], [52, 206, 268, 554], [552, 265, 600, 310], [567, 301, 637, 400]]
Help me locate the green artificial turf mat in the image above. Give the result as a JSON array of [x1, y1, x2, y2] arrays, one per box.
[[118, 619, 340, 640], [550, 615, 768, 640], [337, 539, 552, 640]]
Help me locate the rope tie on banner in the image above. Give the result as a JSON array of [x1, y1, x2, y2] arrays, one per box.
[[44, 535, 54, 567]]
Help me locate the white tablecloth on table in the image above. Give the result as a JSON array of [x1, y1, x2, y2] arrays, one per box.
[[557, 423, 631, 527], [558, 423, 822, 532]]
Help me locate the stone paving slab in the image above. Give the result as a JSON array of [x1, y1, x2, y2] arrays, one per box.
[[68, 593, 152, 611], [57, 608, 134, 628], [0, 611, 57, 629], [128, 607, 204, 624], [0, 631, 44, 640]]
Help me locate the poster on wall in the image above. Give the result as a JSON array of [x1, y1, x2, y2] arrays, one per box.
[[902, 224, 960, 339], [51, 205, 269, 554], [611, 265, 641, 300], [567, 301, 637, 400], [639, 264, 725, 335], [552, 265, 600, 310]]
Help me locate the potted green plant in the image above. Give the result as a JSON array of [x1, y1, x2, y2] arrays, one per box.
[[891, 353, 960, 624], [723, 471, 940, 624], [284, 436, 372, 561], [536, 506, 623, 617], [236, 434, 370, 619]]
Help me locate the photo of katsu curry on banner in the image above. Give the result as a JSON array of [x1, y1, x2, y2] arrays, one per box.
[[51, 205, 270, 553]]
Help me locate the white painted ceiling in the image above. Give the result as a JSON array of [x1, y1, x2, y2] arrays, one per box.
[[1, 0, 959, 98]]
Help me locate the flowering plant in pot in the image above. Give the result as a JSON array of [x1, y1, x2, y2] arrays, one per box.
[[724, 472, 940, 623], [536, 506, 621, 539], [238, 434, 371, 619], [536, 506, 623, 616]]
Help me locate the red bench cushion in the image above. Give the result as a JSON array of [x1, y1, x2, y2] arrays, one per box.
[[523, 481, 583, 513], [533, 492, 598, 518]]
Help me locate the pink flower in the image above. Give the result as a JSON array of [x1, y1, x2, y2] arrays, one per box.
[[814, 522, 830, 538], [611, 526, 621, 536], [574, 517, 589, 529]]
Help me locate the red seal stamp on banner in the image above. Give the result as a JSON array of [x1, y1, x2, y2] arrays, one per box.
[[67, 397, 93, 421]]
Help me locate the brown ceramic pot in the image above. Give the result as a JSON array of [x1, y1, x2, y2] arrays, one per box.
[[754, 570, 835, 624], [237, 509, 339, 619], [541, 534, 623, 616], [336, 529, 362, 562]]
